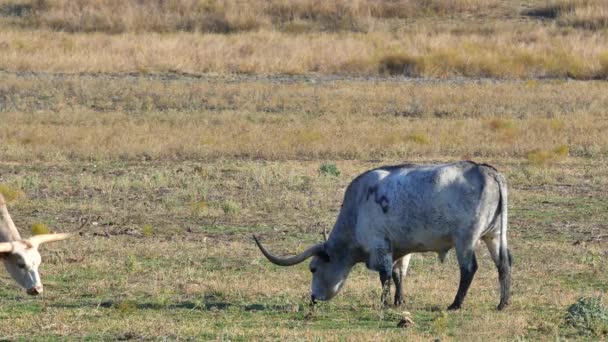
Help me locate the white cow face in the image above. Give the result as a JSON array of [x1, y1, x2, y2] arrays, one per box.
[[2, 241, 43, 295]]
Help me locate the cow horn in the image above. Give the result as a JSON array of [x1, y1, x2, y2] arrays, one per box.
[[322, 227, 328, 242], [0, 241, 14, 253], [28, 233, 72, 247], [0, 194, 21, 240], [253, 235, 324, 266]]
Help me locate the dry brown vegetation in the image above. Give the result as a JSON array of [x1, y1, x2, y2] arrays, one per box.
[[14, 0, 503, 33], [1, 74, 607, 162], [528, 0, 608, 30], [0, 0, 607, 78], [1, 1, 608, 339]]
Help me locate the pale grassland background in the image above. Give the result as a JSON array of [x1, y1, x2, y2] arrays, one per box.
[[0, 0, 608, 340], [1, 75, 607, 161], [0, 0, 607, 77]]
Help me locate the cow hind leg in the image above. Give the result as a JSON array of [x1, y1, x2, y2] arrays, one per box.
[[448, 244, 478, 311], [392, 254, 411, 306], [483, 235, 512, 310]]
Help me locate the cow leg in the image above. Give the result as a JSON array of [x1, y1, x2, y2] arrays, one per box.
[[371, 243, 393, 307], [483, 235, 512, 310], [392, 254, 411, 306], [448, 244, 478, 311]]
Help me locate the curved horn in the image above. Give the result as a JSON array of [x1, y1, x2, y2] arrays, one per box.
[[253, 235, 324, 266], [0, 241, 14, 253], [28, 233, 72, 247], [0, 193, 21, 240]]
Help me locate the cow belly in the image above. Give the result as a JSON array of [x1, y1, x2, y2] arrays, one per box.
[[391, 227, 454, 255]]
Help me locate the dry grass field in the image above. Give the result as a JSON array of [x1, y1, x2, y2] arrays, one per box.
[[0, 0, 608, 77], [0, 73, 607, 340], [1, 0, 608, 340]]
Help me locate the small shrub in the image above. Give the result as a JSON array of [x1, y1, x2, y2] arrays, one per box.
[[115, 299, 137, 314], [487, 118, 519, 143], [407, 132, 430, 145], [487, 118, 515, 131], [549, 119, 566, 131], [319, 162, 340, 177], [526, 149, 555, 166], [0, 184, 24, 202], [527, 145, 569, 166], [553, 144, 569, 157], [378, 54, 421, 77], [599, 51, 608, 78], [142, 224, 154, 237], [31, 223, 50, 235], [222, 200, 240, 215], [564, 297, 608, 336]]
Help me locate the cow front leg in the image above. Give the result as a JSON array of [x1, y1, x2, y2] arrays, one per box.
[[371, 247, 393, 307], [448, 247, 478, 311], [368, 238, 394, 307], [379, 267, 392, 307], [392, 254, 411, 307]]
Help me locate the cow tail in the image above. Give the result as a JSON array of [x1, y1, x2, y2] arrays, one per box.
[[494, 171, 511, 309]]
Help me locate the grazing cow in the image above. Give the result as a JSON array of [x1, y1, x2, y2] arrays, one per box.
[[0, 194, 70, 295], [254, 161, 511, 310]]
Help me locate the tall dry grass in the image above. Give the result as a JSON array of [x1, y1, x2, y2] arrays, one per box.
[[15, 0, 502, 34], [0, 27, 607, 78], [0, 0, 606, 78], [528, 0, 608, 30]]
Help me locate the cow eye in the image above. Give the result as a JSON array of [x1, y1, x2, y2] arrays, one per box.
[[310, 267, 317, 274], [17, 262, 26, 269], [317, 251, 330, 262]]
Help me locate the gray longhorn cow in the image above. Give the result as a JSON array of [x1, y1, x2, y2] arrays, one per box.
[[0, 194, 71, 295], [254, 161, 511, 310]]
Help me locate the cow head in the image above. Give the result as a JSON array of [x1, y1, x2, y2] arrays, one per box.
[[253, 235, 353, 303], [0, 194, 71, 295], [0, 233, 71, 295]]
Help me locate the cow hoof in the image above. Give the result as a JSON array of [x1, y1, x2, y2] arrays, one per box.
[[394, 297, 404, 307], [497, 301, 510, 311], [447, 303, 461, 311]]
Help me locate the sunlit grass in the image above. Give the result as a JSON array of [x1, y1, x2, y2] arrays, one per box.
[[0, 0, 607, 78], [1, 75, 607, 162]]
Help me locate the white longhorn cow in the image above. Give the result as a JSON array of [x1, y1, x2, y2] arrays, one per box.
[[0, 193, 70, 295]]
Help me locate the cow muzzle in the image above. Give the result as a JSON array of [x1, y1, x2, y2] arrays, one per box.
[[27, 286, 43, 296]]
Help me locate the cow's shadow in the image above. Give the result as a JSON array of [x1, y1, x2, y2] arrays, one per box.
[[49, 299, 299, 313]]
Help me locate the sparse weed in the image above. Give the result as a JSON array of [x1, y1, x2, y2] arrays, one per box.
[[319, 163, 340, 177], [114, 299, 138, 314], [564, 297, 608, 336], [222, 200, 240, 215]]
